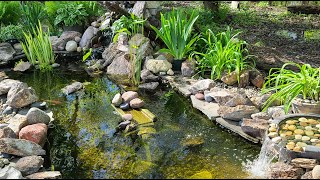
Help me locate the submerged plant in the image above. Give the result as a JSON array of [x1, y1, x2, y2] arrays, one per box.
[[262, 62, 320, 113], [150, 8, 199, 60], [21, 21, 55, 71]]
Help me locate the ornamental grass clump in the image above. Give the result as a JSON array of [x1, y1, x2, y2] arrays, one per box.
[[21, 21, 55, 71], [262, 62, 320, 113], [150, 8, 199, 60]]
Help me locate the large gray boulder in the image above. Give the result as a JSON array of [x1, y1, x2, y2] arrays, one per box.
[[0, 43, 15, 65], [128, 33, 153, 60], [0, 79, 22, 95], [26, 107, 51, 125], [218, 105, 260, 121], [0, 138, 46, 157], [188, 79, 215, 94], [106, 54, 132, 85], [6, 82, 38, 108], [15, 155, 44, 176], [79, 26, 98, 48]]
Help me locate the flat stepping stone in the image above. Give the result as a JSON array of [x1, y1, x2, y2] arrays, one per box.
[[215, 117, 259, 143], [161, 75, 197, 97], [190, 95, 220, 120]]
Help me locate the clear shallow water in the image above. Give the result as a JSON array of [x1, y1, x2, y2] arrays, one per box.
[[6, 68, 261, 179]]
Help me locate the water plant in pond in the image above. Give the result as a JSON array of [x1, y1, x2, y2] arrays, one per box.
[[150, 8, 199, 61], [262, 62, 320, 113], [192, 27, 252, 81], [21, 21, 55, 71]]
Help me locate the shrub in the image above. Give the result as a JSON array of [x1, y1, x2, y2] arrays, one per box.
[[262, 62, 320, 113], [0, 1, 22, 25], [21, 21, 55, 71], [150, 8, 199, 60], [54, 3, 89, 27], [0, 24, 24, 42]]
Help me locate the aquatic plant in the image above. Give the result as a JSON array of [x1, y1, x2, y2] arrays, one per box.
[[150, 8, 199, 60], [21, 21, 55, 71], [262, 62, 320, 113]]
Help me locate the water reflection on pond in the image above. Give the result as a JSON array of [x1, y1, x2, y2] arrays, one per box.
[[6, 69, 261, 179]]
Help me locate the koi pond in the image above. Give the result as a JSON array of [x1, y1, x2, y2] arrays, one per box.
[[5, 66, 261, 179]]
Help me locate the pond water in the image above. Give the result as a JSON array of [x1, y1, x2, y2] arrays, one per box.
[[6, 67, 261, 179]]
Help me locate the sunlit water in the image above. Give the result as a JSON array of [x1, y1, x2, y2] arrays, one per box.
[[6, 68, 261, 179]]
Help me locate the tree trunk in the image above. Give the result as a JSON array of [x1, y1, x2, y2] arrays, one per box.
[[203, 1, 220, 12]]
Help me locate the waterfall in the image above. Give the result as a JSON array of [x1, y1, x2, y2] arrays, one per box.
[[243, 137, 279, 178]]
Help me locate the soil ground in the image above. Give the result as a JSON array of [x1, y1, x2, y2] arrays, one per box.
[[162, 1, 320, 73]]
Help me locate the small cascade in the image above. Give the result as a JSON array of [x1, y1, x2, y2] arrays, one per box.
[[243, 137, 279, 178]]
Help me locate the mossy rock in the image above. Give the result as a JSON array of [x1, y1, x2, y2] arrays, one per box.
[[130, 160, 156, 176], [189, 170, 213, 179], [181, 136, 205, 147]]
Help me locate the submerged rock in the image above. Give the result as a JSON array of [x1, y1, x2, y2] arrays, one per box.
[[181, 135, 205, 147], [138, 82, 159, 91], [61, 82, 83, 95], [15, 155, 44, 176], [0, 138, 46, 157], [118, 120, 131, 130], [13, 61, 31, 72]]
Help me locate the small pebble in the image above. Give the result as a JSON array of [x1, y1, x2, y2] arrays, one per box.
[[195, 93, 204, 100], [119, 102, 130, 111], [122, 114, 133, 121]]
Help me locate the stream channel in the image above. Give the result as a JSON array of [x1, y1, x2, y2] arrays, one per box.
[[5, 66, 260, 179]]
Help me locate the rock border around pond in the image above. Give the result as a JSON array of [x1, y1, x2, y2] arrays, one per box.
[[0, 71, 61, 179]]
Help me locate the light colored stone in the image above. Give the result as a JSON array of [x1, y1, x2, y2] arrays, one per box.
[[0, 79, 21, 95], [65, 40, 77, 52], [15, 155, 44, 176], [267, 106, 286, 119], [195, 93, 204, 100], [268, 162, 304, 179], [26, 107, 51, 125], [291, 158, 319, 169], [106, 53, 132, 84], [0, 138, 46, 157], [13, 61, 31, 72], [167, 69, 174, 76], [132, 1, 146, 18], [6, 83, 38, 108], [121, 114, 133, 121], [189, 79, 215, 94], [0, 43, 15, 64], [61, 82, 83, 95], [218, 105, 260, 121], [112, 93, 122, 106], [79, 26, 96, 48], [7, 114, 28, 136], [0, 166, 23, 179], [312, 165, 320, 179], [181, 60, 195, 77], [122, 91, 139, 103], [251, 112, 271, 120], [145, 59, 172, 74], [25, 171, 61, 179], [190, 95, 219, 120], [221, 71, 238, 86], [13, 43, 23, 50], [74, 36, 81, 43], [130, 98, 144, 109]]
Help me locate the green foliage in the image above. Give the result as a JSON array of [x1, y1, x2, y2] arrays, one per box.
[[75, 1, 104, 18], [111, 14, 146, 43], [82, 48, 92, 62], [150, 8, 199, 60], [21, 21, 55, 71], [0, 1, 22, 25], [54, 3, 89, 27], [44, 1, 67, 28], [20, 1, 48, 34], [130, 45, 142, 86], [192, 27, 252, 82], [0, 24, 24, 42], [262, 62, 320, 113]]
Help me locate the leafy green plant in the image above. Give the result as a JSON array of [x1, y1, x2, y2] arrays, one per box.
[[0, 1, 22, 25], [0, 24, 24, 42], [82, 48, 92, 62], [150, 8, 199, 60], [20, 1, 48, 34], [262, 62, 320, 113], [111, 14, 146, 43], [129, 45, 142, 86], [54, 3, 89, 27], [21, 21, 55, 71], [192, 27, 252, 81]]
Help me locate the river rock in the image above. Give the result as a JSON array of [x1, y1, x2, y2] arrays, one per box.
[[181, 135, 204, 147], [119, 120, 131, 130], [74, 36, 81, 43], [251, 112, 271, 120], [239, 70, 250, 88], [6, 83, 38, 108], [0, 166, 23, 179], [181, 60, 195, 77], [290, 158, 319, 169], [140, 69, 158, 82], [26, 107, 51, 125], [268, 162, 304, 179], [121, 114, 133, 121], [128, 33, 153, 60], [80, 26, 97, 48], [267, 106, 286, 119], [301, 171, 312, 179], [132, 1, 146, 18], [195, 93, 204, 100], [19, 123, 48, 147], [0, 43, 15, 64], [51, 31, 82, 51], [249, 70, 265, 88], [312, 165, 320, 179], [13, 43, 22, 50], [0, 138, 46, 156], [0, 79, 22, 95], [13, 61, 31, 72], [120, 102, 130, 111], [0, 127, 17, 138], [106, 53, 132, 84], [122, 91, 139, 103], [138, 82, 159, 91], [25, 171, 62, 179], [2, 106, 13, 115], [15, 155, 44, 176], [145, 59, 172, 74], [31, 102, 47, 110], [65, 41, 77, 52], [204, 91, 213, 102], [218, 105, 260, 121], [167, 69, 174, 76], [7, 114, 28, 136], [241, 118, 269, 139], [189, 79, 215, 94], [221, 71, 238, 86], [91, 21, 100, 28], [61, 82, 83, 95], [130, 98, 144, 109], [112, 93, 122, 107]]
